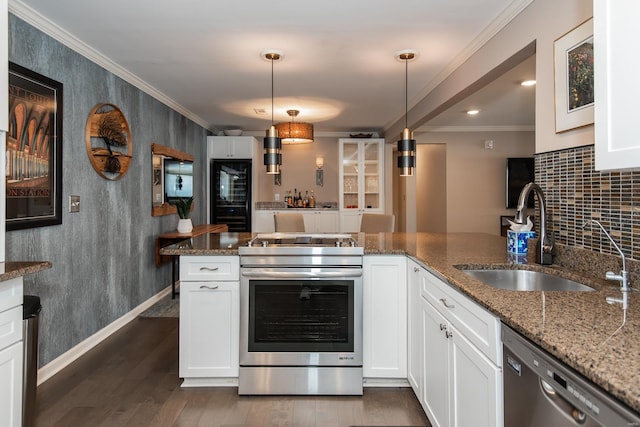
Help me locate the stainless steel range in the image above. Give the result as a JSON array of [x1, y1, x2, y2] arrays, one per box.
[[239, 233, 363, 395]]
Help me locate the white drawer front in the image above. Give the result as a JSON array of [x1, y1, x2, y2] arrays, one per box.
[[0, 306, 22, 350], [421, 269, 501, 365], [0, 277, 23, 314], [180, 256, 239, 282]]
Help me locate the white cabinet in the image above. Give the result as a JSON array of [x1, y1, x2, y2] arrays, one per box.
[[179, 256, 239, 386], [417, 267, 502, 427], [207, 136, 255, 159], [363, 256, 407, 382], [594, 0, 640, 170], [303, 211, 339, 233], [339, 138, 384, 232], [407, 259, 422, 397], [0, 277, 23, 427], [253, 210, 277, 232]]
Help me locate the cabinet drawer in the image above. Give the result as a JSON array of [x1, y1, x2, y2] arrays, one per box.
[[0, 306, 22, 350], [180, 256, 239, 282], [420, 269, 501, 365], [0, 277, 23, 314]]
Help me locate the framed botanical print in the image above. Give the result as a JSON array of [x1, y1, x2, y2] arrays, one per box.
[[554, 18, 594, 133]]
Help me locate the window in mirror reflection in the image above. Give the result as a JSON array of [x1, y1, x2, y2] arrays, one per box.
[[164, 159, 193, 204]]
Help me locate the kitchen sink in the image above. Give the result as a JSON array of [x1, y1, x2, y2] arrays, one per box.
[[458, 268, 595, 292]]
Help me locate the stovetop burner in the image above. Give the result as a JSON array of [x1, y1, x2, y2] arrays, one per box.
[[240, 233, 362, 257], [246, 233, 358, 248]]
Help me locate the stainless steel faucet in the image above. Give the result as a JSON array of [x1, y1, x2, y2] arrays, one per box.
[[514, 182, 555, 265], [581, 219, 630, 304]]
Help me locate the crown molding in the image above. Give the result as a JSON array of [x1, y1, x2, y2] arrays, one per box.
[[8, 0, 212, 130], [416, 125, 534, 133]]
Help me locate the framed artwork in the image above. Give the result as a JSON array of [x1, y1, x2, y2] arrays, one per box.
[[7, 62, 63, 230], [554, 18, 594, 133]]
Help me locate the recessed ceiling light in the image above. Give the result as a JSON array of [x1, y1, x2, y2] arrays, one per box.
[[521, 80, 536, 86], [466, 109, 480, 115]]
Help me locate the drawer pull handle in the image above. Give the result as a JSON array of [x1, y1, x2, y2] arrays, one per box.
[[439, 323, 447, 331], [199, 267, 219, 271], [413, 267, 420, 273], [199, 285, 219, 290], [439, 298, 455, 309], [445, 331, 453, 339]]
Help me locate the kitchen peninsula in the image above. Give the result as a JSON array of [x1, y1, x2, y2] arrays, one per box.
[[161, 232, 640, 418], [0, 261, 52, 427]]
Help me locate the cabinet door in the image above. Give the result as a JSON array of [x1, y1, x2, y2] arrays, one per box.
[[407, 260, 422, 398], [361, 140, 383, 212], [179, 281, 239, 378], [339, 138, 384, 215], [339, 211, 361, 233], [253, 210, 276, 232], [422, 298, 450, 427], [450, 327, 502, 427], [363, 256, 407, 378], [227, 137, 254, 158], [313, 211, 339, 233], [207, 136, 254, 159], [0, 341, 22, 427], [594, 0, 640, 170]]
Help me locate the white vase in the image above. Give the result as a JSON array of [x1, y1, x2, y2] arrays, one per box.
[[177, 218, 193, 233]]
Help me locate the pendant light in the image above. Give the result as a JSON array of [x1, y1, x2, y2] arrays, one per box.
[[262, 51, 282, 174], [396, 50, 417, 177], [275, 109, 314, 144]]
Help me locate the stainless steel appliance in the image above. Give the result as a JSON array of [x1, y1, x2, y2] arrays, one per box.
[[210, 159, 251, 231], [239, 233, 363, 395], [502, 325, 640, 427]]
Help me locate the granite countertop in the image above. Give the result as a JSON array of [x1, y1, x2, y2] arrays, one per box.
[[255, 201, 338, 210], [0, 261, 52, 282], [162, 231, 640, 414]]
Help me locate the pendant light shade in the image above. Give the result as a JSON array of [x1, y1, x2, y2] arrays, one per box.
[[396, 50, 417, 177], [262, 51, 282, 174], [275, 109, 314, 144]]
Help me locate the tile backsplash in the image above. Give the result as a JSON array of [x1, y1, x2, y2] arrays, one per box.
[[536, 145, 640, 261]]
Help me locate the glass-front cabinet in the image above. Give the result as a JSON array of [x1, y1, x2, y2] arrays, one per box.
[[339, 138, 384, 232]]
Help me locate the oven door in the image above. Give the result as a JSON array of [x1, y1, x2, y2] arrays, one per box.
[[240, 267, 363, 367]]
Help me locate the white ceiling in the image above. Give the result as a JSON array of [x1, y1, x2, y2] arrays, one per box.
[[11, 0, 535, 135]]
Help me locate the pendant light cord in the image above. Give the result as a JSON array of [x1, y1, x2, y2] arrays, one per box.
[[271, 57, 275, 125], [404, 57, 408, 130]]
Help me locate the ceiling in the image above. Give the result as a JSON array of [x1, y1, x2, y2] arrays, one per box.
[[11, 0, 535, 135]]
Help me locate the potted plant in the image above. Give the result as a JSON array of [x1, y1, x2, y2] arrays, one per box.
[[175, 197, 193, 233]]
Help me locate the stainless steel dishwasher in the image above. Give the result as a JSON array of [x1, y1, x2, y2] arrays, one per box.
[[502, 325, 640, 427]]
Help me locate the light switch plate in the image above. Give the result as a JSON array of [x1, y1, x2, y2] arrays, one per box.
[[69, 195, 80, 213]]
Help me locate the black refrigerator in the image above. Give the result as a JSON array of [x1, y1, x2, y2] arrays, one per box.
[[210, 159, 251, 232]]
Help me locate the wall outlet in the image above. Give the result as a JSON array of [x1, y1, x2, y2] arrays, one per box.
[[275, 193, 280, 201]]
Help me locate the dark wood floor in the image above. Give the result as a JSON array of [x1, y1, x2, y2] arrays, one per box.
[[34, 316, 431, 427]]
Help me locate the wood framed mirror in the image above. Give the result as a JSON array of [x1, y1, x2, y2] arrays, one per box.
[[151, 143, 194, 216]]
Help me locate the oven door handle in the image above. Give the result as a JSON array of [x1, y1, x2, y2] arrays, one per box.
[[241, 269, 362, 279]]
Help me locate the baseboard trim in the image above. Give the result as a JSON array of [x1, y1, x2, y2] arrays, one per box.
[[37, 285, 172, 385], [181, 377, 239, 388], [363, 378, 410, 388]]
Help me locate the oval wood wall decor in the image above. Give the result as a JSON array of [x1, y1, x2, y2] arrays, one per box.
[[85, 103, 133, 180]]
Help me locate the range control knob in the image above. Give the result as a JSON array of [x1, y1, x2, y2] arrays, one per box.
[[335, 241, 343, 247], [261, 241, 269, 247]]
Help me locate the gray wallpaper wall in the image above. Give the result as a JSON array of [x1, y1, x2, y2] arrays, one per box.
[[8, 15, 209, 366]]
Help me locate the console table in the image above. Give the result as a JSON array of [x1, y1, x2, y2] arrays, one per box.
[[156, 224, 228, 298]]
